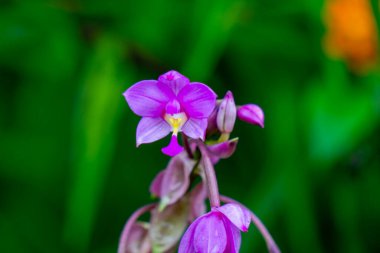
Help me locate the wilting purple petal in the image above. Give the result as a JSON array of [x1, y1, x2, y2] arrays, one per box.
[[207, 138, 238, 159], [162, 135, 184, 157], [223, 218, 242, 253], [126, 223, 151, 253], [188, 183, 207, 221], [150, 169, 165, 197], [181, 118, 208, 140], [158, 70, 190, 95], [217, 91, 237, 133], [159, 154, 195, 208], [217, 203, 251, 232], [136, 117, 171, 146], [237, 104, 264, 128], [178, 82, 217, 119], [124, 80, 175, 117], [150, 200, 189, 252], [193, 212, 227, 253]]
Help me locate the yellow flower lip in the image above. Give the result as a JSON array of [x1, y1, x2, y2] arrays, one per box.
[[164, 112, 188, 136]]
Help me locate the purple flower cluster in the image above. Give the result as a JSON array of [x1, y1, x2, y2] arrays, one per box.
[[118, 71, 278, 253]]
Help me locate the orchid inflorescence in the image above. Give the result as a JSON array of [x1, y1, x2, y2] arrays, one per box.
[[119, 70, 280, 253]]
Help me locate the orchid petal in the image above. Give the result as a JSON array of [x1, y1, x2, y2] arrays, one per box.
[[124, 80, 175, 117], [178, 218, 202, 253], [207, 138, 239, 159], [178, 82, 217, 119], [182, 118, 208, 140], [158, 70, 190, 95], [136, 117, 171, 146], [223, 218, 242, 253], [218, 203, 251, 232], [161, 135, 184, 157], [193, 212, 227, 253]]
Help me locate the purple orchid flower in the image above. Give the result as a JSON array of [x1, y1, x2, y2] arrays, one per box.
[[123, 70, 217, 157], [179, 203, 251, 253]]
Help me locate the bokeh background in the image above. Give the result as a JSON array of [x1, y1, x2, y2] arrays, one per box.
[[1, 0, 380, 252]]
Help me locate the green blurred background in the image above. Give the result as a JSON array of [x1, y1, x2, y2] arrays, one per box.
[[1, 0, 380, 252]]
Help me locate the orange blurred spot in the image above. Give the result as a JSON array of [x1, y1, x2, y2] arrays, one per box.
[[323, 0, 378, 73]]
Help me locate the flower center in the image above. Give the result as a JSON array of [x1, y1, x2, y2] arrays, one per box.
[[164, 112, 188, 135]]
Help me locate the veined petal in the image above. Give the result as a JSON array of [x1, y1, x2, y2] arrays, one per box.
[[158, 70, 190, 95], [223, 217, 242, 253], [178, 218, 202, 253], [136, 117, 171, 146], [178, 82, 217, 119], [193, 212, 227, 253], [218, 203, 251, 232], [124, 80, 175, 117], [182, 118, 208, 140]]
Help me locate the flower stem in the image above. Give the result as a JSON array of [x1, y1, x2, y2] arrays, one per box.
[[220, 195, 281, 253], [197, 141, 220, 208], [117, 203, 156, 253]]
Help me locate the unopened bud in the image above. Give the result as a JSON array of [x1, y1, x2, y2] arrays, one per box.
[[237, 104, 264, 128], [217, 91, 237, 133]]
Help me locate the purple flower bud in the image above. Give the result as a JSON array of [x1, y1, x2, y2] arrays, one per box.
[[237, 104, 264, 128], [149, 154, 195, 210], [179, 203, 251, 253], [125, 222, 151, 253], [217, 91, 237, 133], [150, 199, 189, 252]]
